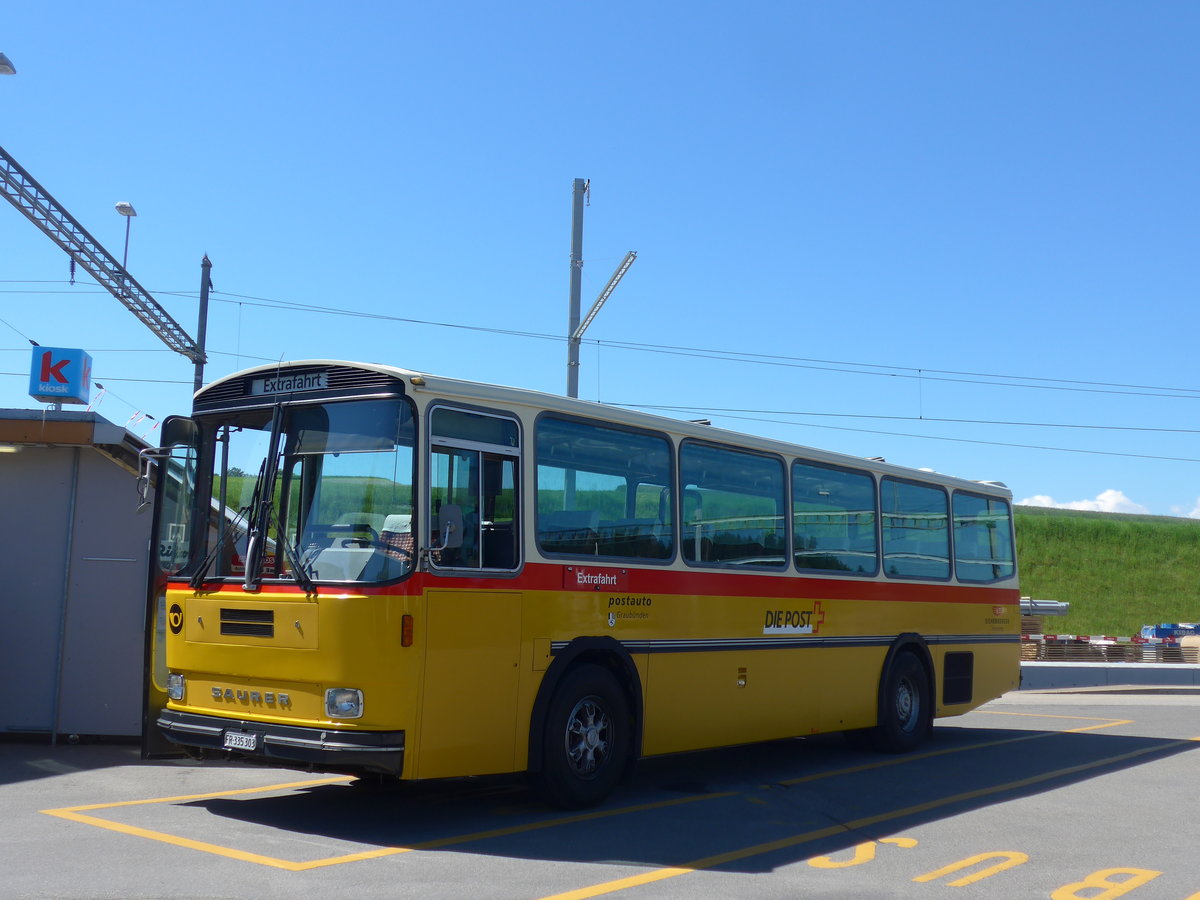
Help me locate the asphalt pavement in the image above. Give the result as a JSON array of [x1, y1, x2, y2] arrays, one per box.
[[3, 683, 1199, 899]]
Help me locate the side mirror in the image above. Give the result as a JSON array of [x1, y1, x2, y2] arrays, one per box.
[[160, 416, 198, 448], [135, 416, 199, 512], [437, 504, 463, 549], [136, 452, 154, 512]]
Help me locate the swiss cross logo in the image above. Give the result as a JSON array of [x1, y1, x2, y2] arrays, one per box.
[[28, 347, 92, 405]]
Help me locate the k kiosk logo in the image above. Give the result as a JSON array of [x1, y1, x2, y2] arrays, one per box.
[[28, 347, 93, 405]]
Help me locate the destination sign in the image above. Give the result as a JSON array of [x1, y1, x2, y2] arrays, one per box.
[[249, 372, 328, 395]]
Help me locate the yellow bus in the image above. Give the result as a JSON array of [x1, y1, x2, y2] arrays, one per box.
[[149, 360, 1019, 807]]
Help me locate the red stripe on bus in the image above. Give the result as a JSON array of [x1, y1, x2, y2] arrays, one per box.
[[171, 564, 1018, 605]]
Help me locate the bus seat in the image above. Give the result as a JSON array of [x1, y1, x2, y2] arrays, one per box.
[[336, 512, 386, 535], [539, 509, 599, 554], [379, 514, 415, 561], [541, 510, 600, 534], [603, 517, 657, 556], [382, 514, 412, 534]]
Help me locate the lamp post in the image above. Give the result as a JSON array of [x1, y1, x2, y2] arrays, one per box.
[[0, 52, 15, 75], [114, 201, 136, 270]]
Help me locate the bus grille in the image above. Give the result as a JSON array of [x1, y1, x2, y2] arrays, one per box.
[[220, 607, 274, 637]]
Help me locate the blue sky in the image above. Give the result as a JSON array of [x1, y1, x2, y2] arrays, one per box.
[[2, 2, 1198, 516]]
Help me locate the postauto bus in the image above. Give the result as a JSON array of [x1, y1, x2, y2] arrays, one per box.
[[148, 360, 1019, 807]]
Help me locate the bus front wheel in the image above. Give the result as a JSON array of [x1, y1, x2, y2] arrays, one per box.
[[536, 663, 630, 809]]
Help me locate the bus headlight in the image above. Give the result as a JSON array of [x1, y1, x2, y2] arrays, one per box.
[[167, 673, 185, 701], [325, 688, 363, 718]]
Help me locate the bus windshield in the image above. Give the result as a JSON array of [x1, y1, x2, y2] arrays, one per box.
[[182, 397, 416, 586]]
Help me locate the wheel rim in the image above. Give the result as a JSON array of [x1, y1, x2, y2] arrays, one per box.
[[563, 695, 611, 778], [895, 676, 919, 733]]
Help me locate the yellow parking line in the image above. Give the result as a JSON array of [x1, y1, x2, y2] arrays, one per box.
[[974, 710, 1135, 734], [1066, 720, 1135, 733], [41, 775, 358, 871], [42, 806, 358, 871], [40, 777, 730, 871], [36, 715, 1151, 874], [979, 710, 1131, 723], [49, 774, 353, 811], [536, 735, 1200, 900]]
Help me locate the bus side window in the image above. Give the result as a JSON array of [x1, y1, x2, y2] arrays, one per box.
[[434, 503, 464, 551], [679, 441, 787, 569], [792, 460, 879, 576], [682, 488, 711, 562], [429, 406, 521, 572], [881, 477, 950, 580], [952, 492, 1014, 583], [534, 415, 675, 562], [480, 455, 519, 569], [430, 446, 478, 568]]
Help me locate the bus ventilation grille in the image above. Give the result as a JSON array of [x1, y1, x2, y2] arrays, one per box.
[[196, 365, 404, 409], [220, 607, 275, 638]]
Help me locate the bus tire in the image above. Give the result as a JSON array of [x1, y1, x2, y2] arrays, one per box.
[[871, 651, 931, 753], [535, 663, 630, 809]]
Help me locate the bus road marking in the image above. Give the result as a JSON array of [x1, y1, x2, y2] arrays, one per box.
[[535, 734, 1200, 900], [40, 775, 357, 871], [36, 715, 1152, 875], [977, 709, 1135, 730], [40, 777, 733, 872]]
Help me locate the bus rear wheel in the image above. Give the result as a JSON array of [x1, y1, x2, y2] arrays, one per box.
[[536, 663, 630, 809], [871, 651, 931, 753]]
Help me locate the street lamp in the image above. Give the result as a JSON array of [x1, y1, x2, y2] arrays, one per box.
[[114, 201, 136, 270], [0, 52, 15, 75]]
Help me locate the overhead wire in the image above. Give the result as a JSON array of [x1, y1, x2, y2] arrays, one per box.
[[3, 278, 1200, 462], [8, 277, 1200, 398], [593, 340, 1200, 401], [209, 288, 1200, 398], [0, 315, 39, 345], [615, 407, 1200, 464], [9, 277, 1200, 399], [614, 405, 1200, 435]]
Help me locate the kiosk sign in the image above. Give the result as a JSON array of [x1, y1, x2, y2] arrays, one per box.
[[29, 347, 92, 405]]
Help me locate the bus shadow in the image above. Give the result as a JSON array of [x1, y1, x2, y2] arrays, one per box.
[[181, 724, 1199, 874]]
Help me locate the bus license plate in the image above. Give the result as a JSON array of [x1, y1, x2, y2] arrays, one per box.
[[223, 730, 258, 751]]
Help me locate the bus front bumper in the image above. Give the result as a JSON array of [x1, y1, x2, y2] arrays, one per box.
[[157, 709, 405, 776]]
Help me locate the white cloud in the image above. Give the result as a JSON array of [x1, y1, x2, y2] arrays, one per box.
[[1016, 489, 1149, 515], [1169, 498, 1200, 519], [1017, 495, 1057, 508]]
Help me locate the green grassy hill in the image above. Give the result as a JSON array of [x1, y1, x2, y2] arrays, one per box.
[[1015, 506, 1200, 635]]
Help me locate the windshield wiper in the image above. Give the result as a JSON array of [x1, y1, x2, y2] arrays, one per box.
[[242, 406, 284, 592], [270, 507, 317, 594], [189, 504, 252, 590]]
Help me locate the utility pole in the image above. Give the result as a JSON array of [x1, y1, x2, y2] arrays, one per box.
[[562, 178, 636, 512], [565, 178, 636, 400], [194, 255, 212, 393], [566, 178, 587, 398]]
